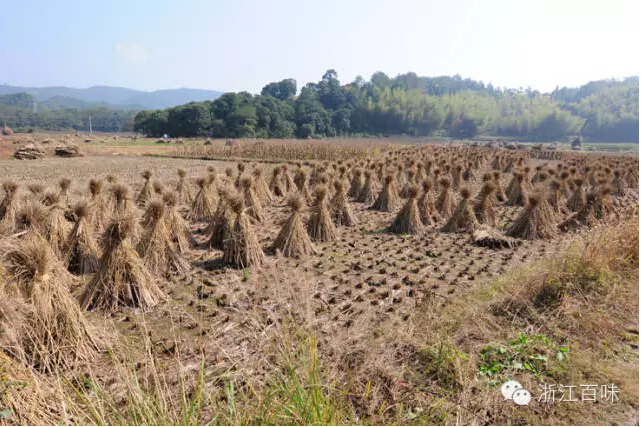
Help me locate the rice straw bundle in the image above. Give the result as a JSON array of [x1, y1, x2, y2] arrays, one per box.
[[81, 214, 163, 311], [389, 185, 423, 234], [330, 180, 358, 227], [371, 174, 401, 212], [223, 196, 264, 268], [307, 186, 337, 242], [442, 187, 478, 233], [137, 200, 189, 275], [62, 201, 100, 275], [272, 194, 315, 258]]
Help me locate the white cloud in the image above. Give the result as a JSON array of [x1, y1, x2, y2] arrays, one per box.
[[115, 42, 147, 63]]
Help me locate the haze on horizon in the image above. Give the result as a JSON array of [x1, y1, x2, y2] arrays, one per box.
[[2, 0, 639, 94]]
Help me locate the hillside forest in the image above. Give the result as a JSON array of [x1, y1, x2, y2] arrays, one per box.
[[1, 72, 638, 142]]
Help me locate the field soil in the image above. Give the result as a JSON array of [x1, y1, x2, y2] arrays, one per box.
[[0, 137, 638, 425]]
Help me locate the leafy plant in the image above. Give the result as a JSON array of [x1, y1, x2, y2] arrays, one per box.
[[478, 333, 569, 380]]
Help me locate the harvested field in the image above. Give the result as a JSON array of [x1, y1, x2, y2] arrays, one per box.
[[0, 139, 638, 425]]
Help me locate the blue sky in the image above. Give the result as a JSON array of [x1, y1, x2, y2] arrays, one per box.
[[2, 0, 638, 93]]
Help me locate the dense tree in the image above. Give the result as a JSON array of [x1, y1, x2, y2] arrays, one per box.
[[0, 103, 135, 133], [11, 72, 623, 143], [2, 74, 636, 141], [261, 78, 297, 101]]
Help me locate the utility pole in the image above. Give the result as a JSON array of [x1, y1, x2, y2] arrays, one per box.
[[89, 115, 93, 135]]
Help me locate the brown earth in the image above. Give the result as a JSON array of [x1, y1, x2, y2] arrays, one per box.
[[0, 142, 638, 425]]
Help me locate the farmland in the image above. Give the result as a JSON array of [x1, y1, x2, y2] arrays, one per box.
[[0, 135, 638, 425]]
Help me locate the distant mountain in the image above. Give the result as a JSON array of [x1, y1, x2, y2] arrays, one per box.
[[0, 92, 36, 109], [0, 92, 115, 111], [0, 84, 223, 109], [40, 96, 104, 110], [121, 88, 223, 109]]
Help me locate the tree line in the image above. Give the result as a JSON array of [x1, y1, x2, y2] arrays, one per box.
[[1, 72, 636, 142], [0, 104, 136, 133], [133, 72, 638, 142], [0, 92, 136, 133]]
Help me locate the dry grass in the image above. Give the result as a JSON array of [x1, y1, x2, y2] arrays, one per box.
[[170, 138, 391, 162]]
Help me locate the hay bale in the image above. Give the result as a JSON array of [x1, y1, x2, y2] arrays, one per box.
[[293, 168, 312, 204], [417, 179, 438, 226], [281, 165, 295, 193], [88, 179, 107, 231], [356, 170, 377, 204], [548, 180, 568, 216], [1, 234, 98, 370], [471, 226, 520, 249], [135, 170, 153, 207], [2, 123, 14, 136], [435, 178, 456, 217], [252, 166, 273, 202], [137, 200, 189, 275], [58, 177, 71, 204], [473, 182, 497, 226], [81, 214, 163, 311], [269, 168, 285, 197], [175, 168, 192, 204], [13, 143, 46, 160], [389, 185, 423, 234], [54, 143, 83, 157], [505, 173, 528, 206], [566, 179, 586, 212], [331, 180, 358, 227], [371, 174, 401, 212], [62, 201, 100, 275], [241, 177, 264, 223], [559, 187, 616, 232], [399, 170, 417, 198], [0, 181, 19, 236], [441, 187, 478, 233], [273, 195, 315, 258], [163, 192, 193, 254], [506, 193, 558, 240], [307, 186, 337, 242], [348, 169, 363, 198], [223, 196, 264, 268], [188, 177, 215, 221], [152, 180, 164, 197], [36, 192, 72, 258], [110, 184, 137, 219], [207, 187, 233, 250]]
